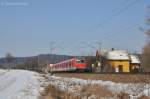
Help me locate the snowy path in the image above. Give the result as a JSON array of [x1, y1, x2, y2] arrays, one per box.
[[0, 69, 43, 99]]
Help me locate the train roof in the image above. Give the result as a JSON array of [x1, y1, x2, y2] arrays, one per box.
[[53, 58, 75, 65]]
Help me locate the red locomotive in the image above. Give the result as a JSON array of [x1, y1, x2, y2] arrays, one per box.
[[48, 58, 87, 72]]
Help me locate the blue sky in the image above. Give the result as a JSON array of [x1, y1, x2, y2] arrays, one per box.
[[0, 0, 149, 57]]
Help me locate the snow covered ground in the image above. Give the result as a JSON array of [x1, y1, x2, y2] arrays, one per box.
[[0, 69, 150, 99], [44, 74, 150, 99], [0, 69, 44, 99]]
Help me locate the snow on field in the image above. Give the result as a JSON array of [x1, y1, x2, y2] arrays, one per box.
[[0, 69, 44, 99], [0, 69, 150, 99], [44, 74, 150, 99]]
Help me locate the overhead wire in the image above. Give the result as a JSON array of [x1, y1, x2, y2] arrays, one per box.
[[86, 0, 141, 33]]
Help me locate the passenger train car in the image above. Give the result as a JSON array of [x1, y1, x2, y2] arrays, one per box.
[[48, 58, 88, 72]]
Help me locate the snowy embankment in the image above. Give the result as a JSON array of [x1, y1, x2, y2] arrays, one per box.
[[44, 74, 150, 99], [0, 69, 44, 99]]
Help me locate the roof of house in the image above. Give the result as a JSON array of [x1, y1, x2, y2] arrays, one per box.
[[106, 50, 130, 60], [130, 55, 140, 64]]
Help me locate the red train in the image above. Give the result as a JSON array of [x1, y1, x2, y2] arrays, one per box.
[[48, 58, 88, 72]]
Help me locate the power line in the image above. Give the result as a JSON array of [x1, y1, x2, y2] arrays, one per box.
[[49, 42, 64, 63], [109, 23, 140, 35], [106, 23, 142, 40], [49, 42, 64, 54], [100, 0, 140, 26], [96, 42, 102, 52], [79, 0, 141, 52], [87, 0, 141, 33], [101, 0, 140, 27], [82, 42, 97, 50]]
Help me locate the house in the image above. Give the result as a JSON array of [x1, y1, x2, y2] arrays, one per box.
[[105, 50, 130, 73], [130, 54, 141, 72]]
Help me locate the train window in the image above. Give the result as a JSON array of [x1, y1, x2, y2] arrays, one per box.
[[76, 59, 85, 63], [65, 63, 67, 67], [68, 62, 70, 68], [60, 64, 61, 68], [81, 60, 84, 63], [55, 65, 56, 69], [67, 62, 69, 67], [71, 61, 73, 66]]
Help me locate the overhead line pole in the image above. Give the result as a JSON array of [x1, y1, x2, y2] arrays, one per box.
[[49, 42, 65, 64], [96, 42, 102, 52], [49, 42, 56, 64]]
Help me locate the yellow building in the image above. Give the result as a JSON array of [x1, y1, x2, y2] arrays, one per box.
[[105, 50, 130, 73]]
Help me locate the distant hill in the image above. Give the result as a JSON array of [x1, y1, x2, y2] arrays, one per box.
[[36, 54, 74, 64], [0, 54, 75, 68]]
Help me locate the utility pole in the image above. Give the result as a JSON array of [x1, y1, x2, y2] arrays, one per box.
[[37, 55, 40, 72], [82, 42, 102, 55], [82, 42, 102, 72], [82, 42, 97, 56], [49, 42, 56, 55], [49, 42, 56, 64], [49, 42, 64, 64], [96, 42, 102, 52]]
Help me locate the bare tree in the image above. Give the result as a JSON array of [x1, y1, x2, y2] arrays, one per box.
[[25, 57, 38, 71], [85, 56, 95, 72], [142, 8, 150, 72], [5, 52, 14, 70], [142, 42, 150, 72]]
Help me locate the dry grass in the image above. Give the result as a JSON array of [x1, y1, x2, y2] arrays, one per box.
[[39, 84, 149, 99], [56, 73, 150, 83], [39, 84, 132, 99], [39, 74, 150, 99], [39, 84, 79, 99], [39, 84, 116, 99], [138, 95, 150, 99], [80, 84, 115, 98]]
